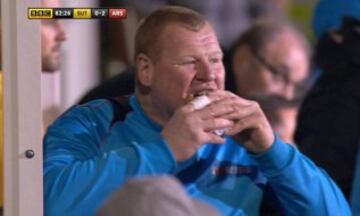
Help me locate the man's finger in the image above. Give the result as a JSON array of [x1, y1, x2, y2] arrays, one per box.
[[226, 114, 263, 136], [203, 132, 226, 145], [207, 90, 252, 105], [202, 118, 234, 131], [220, 104, 256, 120], [198, 97, 253, 119]]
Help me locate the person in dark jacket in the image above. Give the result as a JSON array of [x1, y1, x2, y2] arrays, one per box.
[[295, 0, 360, 199]]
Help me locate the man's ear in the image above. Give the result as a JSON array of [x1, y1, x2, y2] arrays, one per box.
[[136, 53, 154, 87]]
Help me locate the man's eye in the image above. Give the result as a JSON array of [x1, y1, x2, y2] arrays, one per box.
[[272, 73, 284, 82], [182, 60, 196, 65], [210, 58, 221, 64]]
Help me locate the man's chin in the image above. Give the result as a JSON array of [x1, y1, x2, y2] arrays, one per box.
[[42, 61, 61, 73]]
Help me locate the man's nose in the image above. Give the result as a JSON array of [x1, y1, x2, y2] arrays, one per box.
[[56, 22, 67, 42], [282, 84, 295, 100], [196, 61, 215, 81]]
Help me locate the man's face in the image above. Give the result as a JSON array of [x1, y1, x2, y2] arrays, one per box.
[[233, 30, 309, 105], [148, 23, 225, 117], [41, 0, 67, 72]]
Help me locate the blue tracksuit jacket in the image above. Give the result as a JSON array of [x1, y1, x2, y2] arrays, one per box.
[[44, 96, 350, 216]]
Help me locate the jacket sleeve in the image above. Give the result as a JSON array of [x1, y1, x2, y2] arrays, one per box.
[[43, 101, 176, 216], [251, 135, 351, 216]]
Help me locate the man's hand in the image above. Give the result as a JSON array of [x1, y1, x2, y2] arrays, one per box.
[[161, 97, 234, 161], [161, 90, 275, 161], [206, 91, 275, 154]]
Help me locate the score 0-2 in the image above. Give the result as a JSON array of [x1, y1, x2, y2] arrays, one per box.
[[92, 8, 108, 19]]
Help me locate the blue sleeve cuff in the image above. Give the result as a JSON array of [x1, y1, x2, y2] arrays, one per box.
[[250, 133, 295, 176]]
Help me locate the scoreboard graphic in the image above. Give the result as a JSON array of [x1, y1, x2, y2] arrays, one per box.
[[28, 8, 127, 19]]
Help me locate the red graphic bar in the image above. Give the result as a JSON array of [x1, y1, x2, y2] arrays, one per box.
[[108, 8, 127, 19]]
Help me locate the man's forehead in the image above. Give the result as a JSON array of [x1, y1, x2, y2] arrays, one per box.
[[162, 23, 220, 46], [42, 0, 60, 8]]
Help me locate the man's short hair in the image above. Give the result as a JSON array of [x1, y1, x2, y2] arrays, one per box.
[[134, 6, 206, 61]]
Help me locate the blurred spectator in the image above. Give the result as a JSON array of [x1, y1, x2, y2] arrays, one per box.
[[98, 176, 219, 216], [295, 0, 360, 198], [40, 0, 67, 132], [227, 20, 311, 143], [41, 7, 67, 73]]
